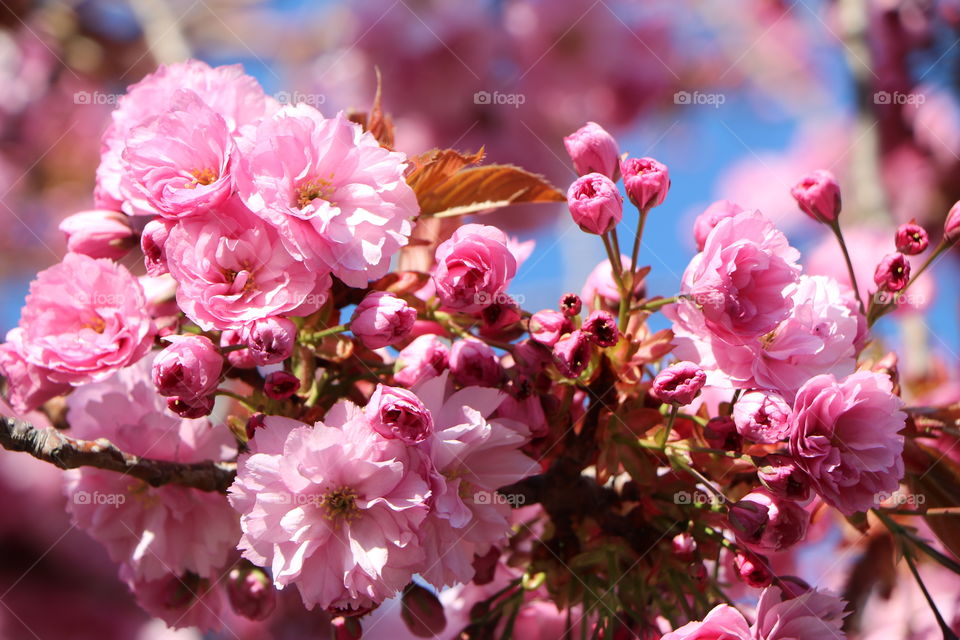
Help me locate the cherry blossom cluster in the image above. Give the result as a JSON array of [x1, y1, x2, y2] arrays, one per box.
[[1, 60, 959, 639]]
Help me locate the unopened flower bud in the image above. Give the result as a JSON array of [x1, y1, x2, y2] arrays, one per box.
[[449, 339, 502, 387], [59, 209, 135, 260], [757, 454, 812, 501], [141, 217, 175, 276], [731, 489, 810, 552], [152, 335, 223, 402], [621, 157, 670, 210], [351, 291, 417, 350], [365, 384, 434, 444], [704, 416, 741, 451], [790, 169, 841, 224], [401, 583, 447, 638], [945, 200, 960, 243], [563, 121, 620, 180], [242, 316, 297, 365], [529, 309, 571, 347], [245, 413, 266, 441], [649, 361, 705, 406], [167, 394, 215, 418], [567, 173, 623, 235], [734, 549, 772, 587], [264, 371, 300, 400], [227, 565, 277, 621]]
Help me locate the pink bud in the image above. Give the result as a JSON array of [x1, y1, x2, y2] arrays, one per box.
[[529, 309, 571, 347], [351, 291, 417, 350], [757, 454, 812, 502], [703, 416, 741, 451], [479, 297, 522, 340], [167, 394, 215, 418], [945, 200, 960, 243], [563, 121, 620, 180], [567, 173, 623, 235], [59, 209, 135, 260], [731, 489, 810, 552], [732, 391, 791, 444], [553, 329, 592, 378], [790, 169, 841, 223], [141, 217, 176, 277], [620, 157, 670, 210], [401, 583, 447, 638], [449, 339, 502, 387], [649, 361, 705, 406], [245, 413, 266, 440], [220, 329, 257, 369], [672, 532, 697, 562], [734, 549, 772, 587], [152, 335, 223, 402], [693, 200, 745, 251], [394, 334, 449, 387], [227, 565, 277, 621], [264, 371, 300, 399], [582, 310, 619, 347], [559, 292, 582, 316], [873, 252, 911, 292], [365, 384, 434, 444], [895, 221, 929, 255], [242, 316, 297, 365]]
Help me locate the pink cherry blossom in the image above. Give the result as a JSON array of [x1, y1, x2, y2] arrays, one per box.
[[0, 337, 70, 413], [58, 209, 134, 260], [433, 223, 517, 313], [120, 90, 236, 218], [229, 407, 431, 610], [11, 252, 155, 385], [661, 604, 751, 639], [789, 371, 906, 515], [164, 198, 331, 330], [733, 391, 791, 444], [752, 586, 848, 639], [64, 358, 238, 583], [236, 105, 417, 287]]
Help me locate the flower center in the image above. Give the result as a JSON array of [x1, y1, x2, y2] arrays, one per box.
[[82, 314, 107, 334], [224, 265, 257, 294], [184, 168, 218, 189], [321, 486, 359, 522], [296, 175, 336, 209]]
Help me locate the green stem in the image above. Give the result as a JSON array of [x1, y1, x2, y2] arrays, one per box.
[[869, 239, 952, 326], [629, 206, 650, 288], [901, 539, 960, 640], [657, 404, 680, 448], [216, 388, 259, 411], [301, 323, 349, 343], [831, 220, 865, 315]]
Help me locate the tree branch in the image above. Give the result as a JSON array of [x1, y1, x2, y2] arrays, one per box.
[[0, 415, 236, 493]]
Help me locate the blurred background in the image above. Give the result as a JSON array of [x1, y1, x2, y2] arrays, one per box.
[[2, 0, 960, 638]]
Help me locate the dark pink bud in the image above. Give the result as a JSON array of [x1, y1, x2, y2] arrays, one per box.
[[351, 291, 417, 350], [167, 394, 215, 418], [582, 310, 619, 347], [245, 413, 266, 441], [704, 416, 741, 451], [757, 454, 812, 501], [895, 221, 929, 255], [365, 384, 434, 444], [479, 297, 522, 339], [227, 565, 277, 621], [563, 121, 620, 180], [141, 217, 175, 277], [264, 371, 300, 399], [728, 498, 769, 545], [59, 209, 135, 260], [733, 550, 772, 587], [945, 200, 960, 243], [621, 156, 670, 210], [567, 173, 623, 235], [553, 329, 592, 378], [449, 339, 502, 387], [242, 316, 297, 365], [777, 575, 812, 599], [873, 252, 911, 292], [152, 335, 223, 401], [649, 361, 705, 406], [529, 309, 571, 347], [401, 583, 447, 638], [790, 169, 841, 223], [731, 489, 810, 552], [471, 547, 500, 586], [559, 292, 582, 316]]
